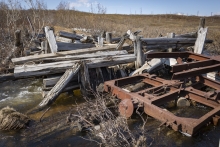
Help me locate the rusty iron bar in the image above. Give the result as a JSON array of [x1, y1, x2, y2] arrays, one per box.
[[104, 73, 220, 136]]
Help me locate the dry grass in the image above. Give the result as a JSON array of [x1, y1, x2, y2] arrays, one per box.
[[0, 0, 220, 71]]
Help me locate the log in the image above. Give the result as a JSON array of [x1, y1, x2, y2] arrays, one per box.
[[194, 27, 208, 54], [143, 43, 195, 50], [12, 44, 130, 65], [59, 31, 83, 40], [57, 42, 96, 51], [39, 63, 81, 107], [199, 18, 205, 29], [141, 38, 212, 44], [45, 26, 57, 53], [14, 54, 136, 78], [40, 50, 128, 62], [167, 33, 175, 52]]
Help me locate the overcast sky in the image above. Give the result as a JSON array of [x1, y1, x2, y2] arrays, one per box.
[[27, 0, 220, 16]]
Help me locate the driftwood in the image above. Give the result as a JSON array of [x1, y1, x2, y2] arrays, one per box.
[[45, 26, 57, 53], [39, 63, 81, 108], [14, 54, 136, 78], [59, 31, 83, 40], [12, 44, 130, 65], [135, 36, 145, 69]]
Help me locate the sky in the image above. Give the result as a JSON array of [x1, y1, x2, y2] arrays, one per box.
[[26, 0, 220, 16]]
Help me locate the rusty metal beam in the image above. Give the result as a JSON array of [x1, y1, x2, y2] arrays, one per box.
[[172, 63, 220, 80], [171, 59, 219, 72]]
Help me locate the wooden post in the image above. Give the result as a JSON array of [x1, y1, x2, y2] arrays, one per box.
[[167, 33, 175, 52], [106, 32, 112, 44], [135, 36, 145, 69], [15, 30, 21, 47], [98, 36, 104, 47], [44, 26, 58, 54], [41, 40, 49, 54], [194, 27, 208, 54], [199, 18, 205, 29]]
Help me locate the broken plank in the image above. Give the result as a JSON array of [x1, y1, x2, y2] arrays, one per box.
[[12, 44, 129, 65], [59, 31, 83, 40], [45, 26, 57, 53], [41, 50, 128, 62], [39, 63, 81, 107], [56, 36, 72, 43], [57, 42, 96, 51], [194, 27, 208, 54]]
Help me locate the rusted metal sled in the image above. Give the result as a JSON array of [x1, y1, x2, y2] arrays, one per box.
[[104, 73, 220, 136]]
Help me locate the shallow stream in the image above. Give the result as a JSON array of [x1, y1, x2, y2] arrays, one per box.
[[0, 78, 219, 147]]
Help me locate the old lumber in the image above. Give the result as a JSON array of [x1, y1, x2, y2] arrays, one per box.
[[0, 73, 15, 83], [45, 26, 57, 53], [12, 44, 130, 65], [40, 50, 128, 62], [57, 42, 96, 51], [141, 38, 212, 44], [106, 32, 112, 43], [39, 63, 81, 108], [194, 27, 208, 54], [14, 54, 136, 78], [43, 75, 78, 88], [56, 36, 72, 43], [59, 31, 83, 40]]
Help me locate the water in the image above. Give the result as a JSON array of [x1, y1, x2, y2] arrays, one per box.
[[0, 78, 219, 147]]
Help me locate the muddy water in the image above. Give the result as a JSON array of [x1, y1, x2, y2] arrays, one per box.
[[0, 79, 219, 147]]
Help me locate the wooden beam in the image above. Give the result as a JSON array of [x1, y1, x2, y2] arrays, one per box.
[[141, 38, 212, 44], [39, 63, 80, 107], [59, 31, 83, 40], [40, 50, 128, 62], [14, 54, 136, 78], [11, 44, 129, 65], [57, 42, 96, 51]]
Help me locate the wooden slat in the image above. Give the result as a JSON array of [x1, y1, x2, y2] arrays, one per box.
[[57, 42, 96, 51], [11, 44, 129, 65]]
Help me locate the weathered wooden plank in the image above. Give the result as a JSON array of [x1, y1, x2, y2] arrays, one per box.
[[14, 54, 136, 78], [11, 44, 129, 65], [41, 50, 128, 62], [59, 31, 83, 40], [194, 27, 208, 54], [56, 36, 72, 43], [39, 63, 81, 107], [135, 36, 145, 69], [57, 42, 96, 51], [45, 26, 57, 53], [43, 75, 78, 87], [106, 32, 112, 43], [141, 38, 211, 44]]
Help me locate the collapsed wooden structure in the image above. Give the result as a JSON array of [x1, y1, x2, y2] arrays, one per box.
[[1, 18, 220, 135]]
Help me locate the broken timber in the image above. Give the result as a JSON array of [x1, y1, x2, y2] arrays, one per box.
[[39, 63, 81, 108], [58, 31, 83, 40], [14, 54, 136, 78], [45, 26, 57, 53], [12, 44, 130, 65]]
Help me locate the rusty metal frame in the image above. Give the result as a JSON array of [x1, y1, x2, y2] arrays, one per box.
[[146, 51, 220, 80], [104, 73, 220, 136]]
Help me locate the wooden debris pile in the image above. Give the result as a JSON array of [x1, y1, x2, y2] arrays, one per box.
[[0, 18, 213, 112]]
